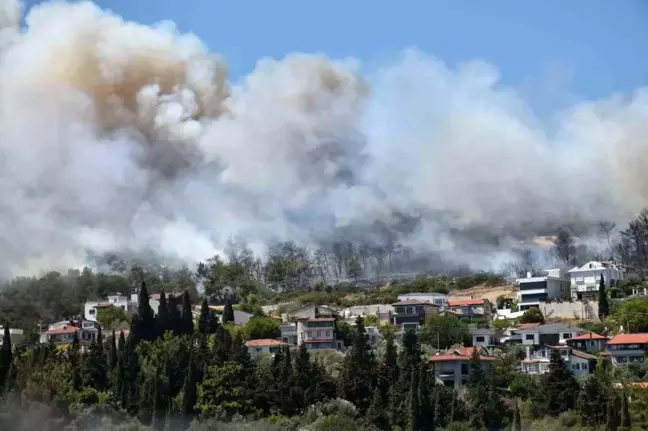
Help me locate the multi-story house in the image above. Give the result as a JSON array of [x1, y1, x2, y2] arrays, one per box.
[[396, 293, 447, 309], [471, 328, 500, 347], [245, 339, 288, 359], [517, 269, 570, 311], [565, 332, 608, 354], [285, 304, 338, 322], [445, 298, 492, 317], [521, 345, 596, 378], [606, 333, 648, 365], [429, 346, 496, 389], [296, 317, 343, 351], [280, 323, 298, 345], [39, 320, 101, 348], [85, 294, 138, 321], [567, 261, 624, 300], [514, 323, 587, 346], [390, 299, 439, 331]]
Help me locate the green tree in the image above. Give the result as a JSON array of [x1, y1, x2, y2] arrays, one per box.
[[338, 317, 377, 413], [156, 291, 169, 337], [182, 349, 197, 421], [598, 274, 610, 320], [543, 348, 579, 416], [346, 256, 362, 282], [421, 314, 470, 349], [0, 325, 12, 391], [197, 361, 253, 419], [134, 282, 156, 342], [198, 299, 211, 335], [180, 290, 194, 335], [518, 307, 544, 324], [82, 327, 108, 390], [621, 388, 631, 429], [578, 374, 606, 426], [97, 305, 131, 330], [69, 331, 82, 391], [513, 399, 522, 431], [222, 297, 235, 325], [243, 316, 280, 340], [405, 368, 419, 431]]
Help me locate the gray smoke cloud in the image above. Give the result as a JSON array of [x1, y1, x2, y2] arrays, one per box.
[[1, 0, 647, 276]]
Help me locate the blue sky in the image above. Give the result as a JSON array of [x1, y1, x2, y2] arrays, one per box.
[[25, 0, 648, 100]]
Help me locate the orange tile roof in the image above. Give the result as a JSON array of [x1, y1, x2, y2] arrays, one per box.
[[429, 354, 496, 362], [570, 332, 607, 341], [447, 299, 485, 307], [608, 333, 648, 345], [246, 339, 286, 348], [452, 346, 486, 357]]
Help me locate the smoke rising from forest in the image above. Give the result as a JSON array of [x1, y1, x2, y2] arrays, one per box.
[[1, 0, 647, 276]]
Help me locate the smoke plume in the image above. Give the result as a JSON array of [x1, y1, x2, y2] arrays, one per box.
[[1, 0, 647, 276]]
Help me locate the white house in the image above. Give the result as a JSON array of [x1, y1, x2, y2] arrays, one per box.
[[521, 345, 596, 378], [514, 323, 588, 346], [0, 326, 25, 347], [568, 261, 625, 300], [246, 339, 287, 359], [471, 328, 499, 347], [39, 319, 101, 348], [516, 269, 570, 310], [397, 293, 447, 309], [84, 294, 138, 322]]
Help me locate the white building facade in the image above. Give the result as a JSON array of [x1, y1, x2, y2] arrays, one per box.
[[568, 261, 624, 300], [516, 269, 570, 310]]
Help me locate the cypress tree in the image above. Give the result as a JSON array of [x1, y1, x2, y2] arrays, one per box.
[[167, 294, 182, 336], [606, 390, 621, 431], [135, 281, 156, 341], [82, 327, 108, 390], [367, 390, 387, 430], [120, 335, 141, 414], [621, 388, 631, 429], [212, 325, 232, 365], [152, 365, 168, 431], [180, 290, 194, 335], [277, 346, 295, 416], [405, 367, 419, 431], [598, 274, 610, 320], [156, 292, 169, 337], [118, 330, 126, 352], [513, 399, 522, 431], [293, 342, 314, 411], [198, 299, 210, 335], [108, 329, 118, 369], [182, 350, 197, 420], [69, 331, 82, 391], [0, 324, 13, 391], [338, 317, 377, 413], [222, 297, 234, 325], [418, 362, 431, 430]]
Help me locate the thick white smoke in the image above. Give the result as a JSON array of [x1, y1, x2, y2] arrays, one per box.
[[1, 0, 647, 276]]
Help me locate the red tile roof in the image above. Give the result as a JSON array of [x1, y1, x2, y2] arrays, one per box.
[[570, 332, 607, 341], [429, 354, 496, 362], [447, 299, 486, 307], [246, 339, 286, 348], [44, 326, 80, 335], [608, 333, 648, 345]]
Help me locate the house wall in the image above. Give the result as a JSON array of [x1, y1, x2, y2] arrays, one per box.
[[567, 338, 606, 353], [397, 293, 446, 308], [472, 334, 492, 347], [539, 301, 598, 320], [569, 355, 593, 377]]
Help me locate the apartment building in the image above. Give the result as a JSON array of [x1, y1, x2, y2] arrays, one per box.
[[296, 317, 343, 351], [517, 269, 570, 310]]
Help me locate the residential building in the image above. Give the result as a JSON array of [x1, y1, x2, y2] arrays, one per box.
[[296, 317, 343, 351], [471, 328, 499, 347], [84, 294, 138, 322], [516, 269, 570, 310], [514, 323, 587, 346], [429, 346, 496, 389], [397, 293, 447, 309], [606, 333, 648, 366], [280, 323, 298, 345], [284, 304, 338, 322], [521, 345, 596, 378], [568, 261, 624, 300], [390, 299, 439, 331], [341, 304, 394, 325], [246, 339, 287, 359], [446, 298, 491, 317], [566, 332, 608, 353], [39, 320, 101, 348], [0, 326, 25, 348]]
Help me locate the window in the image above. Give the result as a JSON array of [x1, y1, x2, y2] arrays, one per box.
[[307, 331, 312, 338], [326, 330, 331, 337], [572, 363, 580, 370], [475, 336, 485, 343], [562, 333, 572, 340], [406, 307, 413, 314], [316, 331, 321, 338], [461, 364, 469, 375], [256, 348, 262, 353], [89, 309, 95, 315], [525, 334, 535, 341]]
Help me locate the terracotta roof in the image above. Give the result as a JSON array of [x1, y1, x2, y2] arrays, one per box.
[[391, 299, 436, 306], [246, 339, 286, 348], [615, 382, 648, 389], [452, 346, 486, 357], [522, 359, 541, 364], [447, 299, 485, 307], [570, 349, 597, 360], [608, 333, 648, 345], [570, 332, 607, 341], [429, 354, 496, 362], [44, 326, 80, 335]]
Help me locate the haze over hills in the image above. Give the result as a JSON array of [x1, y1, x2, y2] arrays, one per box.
[[1, 0, 648, 277]]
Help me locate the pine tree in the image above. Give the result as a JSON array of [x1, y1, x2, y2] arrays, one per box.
[[544, 348, 579, 416], [0, 324, 13, 391], [293, 342, 314, 411], [367, 390, 388, 430], [598, 274, 610, 320], [180, 290, 194, 335], [222, 297, 234, 325]]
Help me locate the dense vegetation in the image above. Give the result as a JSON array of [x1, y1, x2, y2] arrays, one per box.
[[0, 285, 647, 431]]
